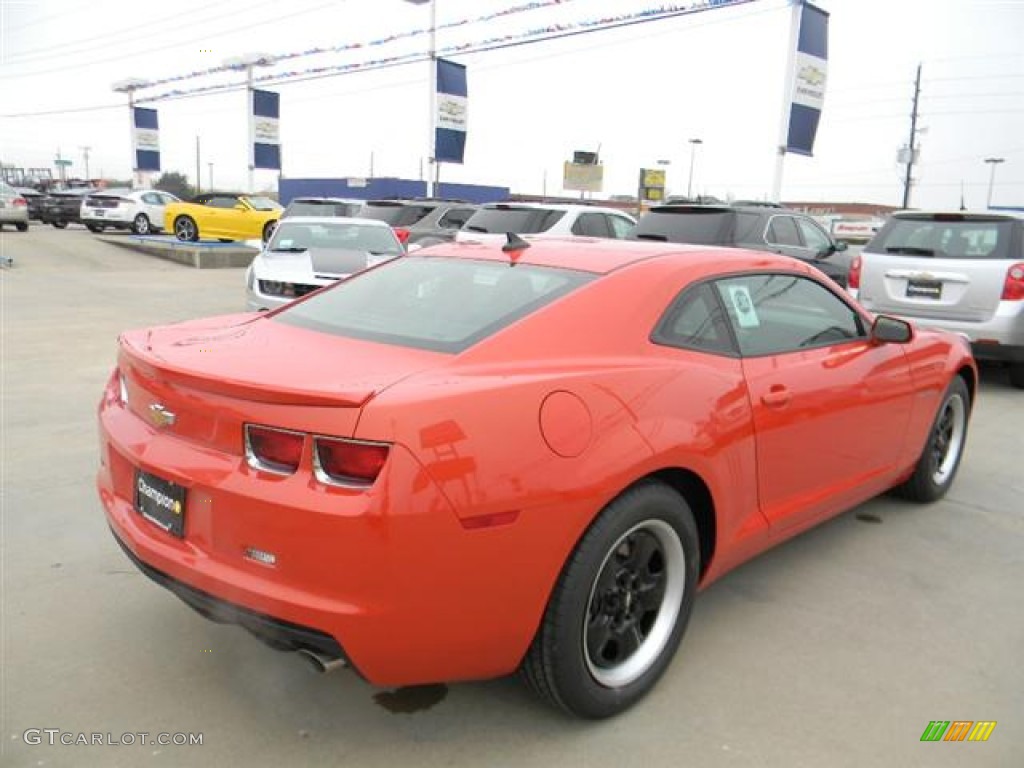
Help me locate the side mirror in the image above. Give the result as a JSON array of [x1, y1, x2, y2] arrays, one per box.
[[872, 315, 913, 344], [234, 203, 246, 211], [834, 240, 849, 252]]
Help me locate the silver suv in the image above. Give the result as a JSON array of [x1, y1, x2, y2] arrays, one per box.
[[850, 211, 1024, 388]]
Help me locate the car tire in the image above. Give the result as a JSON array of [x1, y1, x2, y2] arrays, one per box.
[[521, 481, 699, 719], [262, 221, 277, 244], [1008, 363, 1024, 390], [16, 222, 28, 232], [53, 221, 68, 229], [86, 224, 104, 233], [132, 214, 151, 235], [174, 216, 199, 242], [894, 376, 971, 502]]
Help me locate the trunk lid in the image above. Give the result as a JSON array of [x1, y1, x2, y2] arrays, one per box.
[[118, 313, 449, 452]]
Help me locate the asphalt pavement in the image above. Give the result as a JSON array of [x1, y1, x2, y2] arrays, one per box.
[[2, 225, 1021, 767]]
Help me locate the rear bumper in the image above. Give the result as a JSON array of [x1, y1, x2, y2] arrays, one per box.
[[82, 210, 133, 228], [96, 374, 554, 686], [112, 528, 350, 663]]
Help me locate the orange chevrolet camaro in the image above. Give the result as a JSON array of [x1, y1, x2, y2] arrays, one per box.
[[97, 237, 977, 718]]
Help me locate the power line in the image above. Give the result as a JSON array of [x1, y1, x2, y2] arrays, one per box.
[[4, 0, 280, 65], [0, 1, 339, 79]]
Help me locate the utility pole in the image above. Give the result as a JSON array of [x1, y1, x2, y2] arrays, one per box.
[[195, 136, 201, 193], [80, 146, 91, 181], [902, 63, 922, 209]]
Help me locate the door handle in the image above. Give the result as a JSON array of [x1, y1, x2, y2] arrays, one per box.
[[761, 387, 791, 408]]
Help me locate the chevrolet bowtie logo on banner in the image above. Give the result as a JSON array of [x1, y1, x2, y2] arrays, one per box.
[[785, 1, 829, 156], [133, 107, 161, 172], [435, 58, 468, 165], [251, 89, 281, 170]]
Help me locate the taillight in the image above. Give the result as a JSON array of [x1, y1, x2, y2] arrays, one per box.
[[848, 255, 862, 291], [393, 227, 410, 244], [1002, 262, 1024, 301], [245, 424, 304, 474], [13, 197, 27, 207], [313, 436, 389, 487]]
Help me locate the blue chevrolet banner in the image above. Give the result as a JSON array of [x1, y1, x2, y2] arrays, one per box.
[[132, 107, 160, 172], [435, 58, 467, 165], [251, 89, 281, 170], [785, 2, 828, 156]]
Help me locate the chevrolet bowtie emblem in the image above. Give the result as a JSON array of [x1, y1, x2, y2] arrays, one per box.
[[148, 403, 176, 428]]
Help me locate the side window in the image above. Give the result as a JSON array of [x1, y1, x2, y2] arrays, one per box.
[[571, 213, 612, 238], [796, 217, 832, 251], [160, 193, 178, 205], [141, 192, 162, 205], [766, 216, 801, 247], [608, 215, 635, 239], [714, 274, 866, 356], [652, 284, 736, 356], [438, 207, 475, 230], [209, 196, 239, 209]]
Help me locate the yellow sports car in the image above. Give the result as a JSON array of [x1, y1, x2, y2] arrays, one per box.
[[165, 193, 282, 243]]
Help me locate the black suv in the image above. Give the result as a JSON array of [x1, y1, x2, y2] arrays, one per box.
[[39, 189, 94, 229], [357, 199, 477, 246], [629, 204, 850, 287]]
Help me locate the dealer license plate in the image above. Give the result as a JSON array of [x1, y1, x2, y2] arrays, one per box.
[[906, 279, 942, 299], [134, 469, 186, 538]]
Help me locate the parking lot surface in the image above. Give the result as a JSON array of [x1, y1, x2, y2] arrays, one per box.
[[2, 227, 1021, 767]]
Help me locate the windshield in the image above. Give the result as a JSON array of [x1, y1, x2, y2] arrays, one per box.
[[269, 221, 403, 255], [869, 216, 1016, 260], [462, 207, 565, 234], [245, 196, 283, 211], [273, 256, 594, 353]]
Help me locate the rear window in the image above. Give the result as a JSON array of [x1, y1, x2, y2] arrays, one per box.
[[285, 200, 363, 218], [360, 203, 435, 227], [462, 207, 566, 234], [868, 216, 1016, 260], [273, 256, 593, 353], [629, 209, 734, 244]]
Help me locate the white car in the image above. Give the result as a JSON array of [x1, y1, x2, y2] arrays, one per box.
[[246, 216, 404, 311], [81, 189, 180, 235], [455, 202, 636, 243]]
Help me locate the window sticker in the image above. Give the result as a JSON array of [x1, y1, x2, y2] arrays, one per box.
[[727, 284, 760, 328]]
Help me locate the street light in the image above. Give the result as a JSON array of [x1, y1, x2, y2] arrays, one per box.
[[984, 157, 1005, 209], [223, 53, 276, 193], [404, 0, 437, 197], [687, 138, 703, 200]]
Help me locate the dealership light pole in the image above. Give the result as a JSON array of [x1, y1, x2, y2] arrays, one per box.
[[404, 0, 437, 197], [687, 138, 703, 200], [223, 53, 276, 193], [985, 157, 1005, 209], [112, 77, 150, 188]]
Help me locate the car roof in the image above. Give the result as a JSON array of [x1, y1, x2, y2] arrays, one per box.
[[891, 210, 1024, 221], [290, 196, 364, 204], [477, 202, 630, 215], [277, 215, 392, 229], [423, 235, 805, 276]]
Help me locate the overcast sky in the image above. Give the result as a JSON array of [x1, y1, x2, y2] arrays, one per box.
[[2, 0, 1022, 209]]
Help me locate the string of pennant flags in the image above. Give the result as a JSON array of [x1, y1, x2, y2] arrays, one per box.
[[135, 0, 580, 92], [135, 0, 754, 104]]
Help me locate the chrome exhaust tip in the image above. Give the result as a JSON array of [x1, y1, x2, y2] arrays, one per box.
[[297, 649, 347, 674]]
